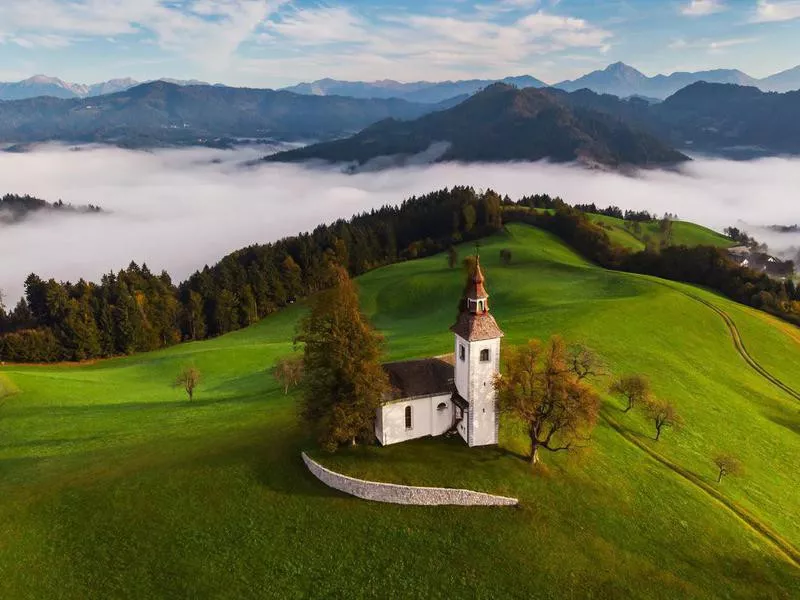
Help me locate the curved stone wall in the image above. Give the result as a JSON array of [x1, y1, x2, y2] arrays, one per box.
[[302, 452, 518, 506]]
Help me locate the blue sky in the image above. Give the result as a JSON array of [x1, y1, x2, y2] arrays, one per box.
[[0, 0, 799, 86]]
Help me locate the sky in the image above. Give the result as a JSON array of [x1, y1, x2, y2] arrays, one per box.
[[0, 0, 799, 87], [2, 145, 800, 303]]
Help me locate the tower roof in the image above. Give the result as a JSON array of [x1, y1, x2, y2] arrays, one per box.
[[450, 311, 505, 341], [466, 256, 488, 300], [451, 254, 504, 340]]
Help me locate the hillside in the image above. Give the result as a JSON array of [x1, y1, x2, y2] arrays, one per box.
[[268, 84, 688, 168], [0, 82, 451, 147], [553, 83, 800, 157], [0, 223, 797, 598], [590, 214, 734, 251]]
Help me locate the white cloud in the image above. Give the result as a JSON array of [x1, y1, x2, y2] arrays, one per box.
[[681, 0, 726, 16], [669, 36, 757, 53], [0, 0, 283, 66], [753, 0, 800, 22], [253, 7, 611, 83], [2, 146, 800, 303]]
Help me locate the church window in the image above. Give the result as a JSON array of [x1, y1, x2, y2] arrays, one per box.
[[480, 348, 490, 362], [405, 406, 413, 429], [437, 402, 448, 411], [459, 345, 465, 361]]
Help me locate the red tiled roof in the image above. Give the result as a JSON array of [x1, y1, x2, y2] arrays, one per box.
[[466, 257, 489, 300], [450, 311, 505, 341]]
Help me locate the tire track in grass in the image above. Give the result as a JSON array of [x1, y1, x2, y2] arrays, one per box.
[[646, 278, 800, 402], [602, 410, 800, 568]]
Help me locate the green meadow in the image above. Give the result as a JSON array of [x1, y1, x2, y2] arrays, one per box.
[[589, 214, 735, 251], [1, 224, 798, 598]]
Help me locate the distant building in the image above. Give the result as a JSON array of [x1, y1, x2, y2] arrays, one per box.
[[375, 257, 504, 447]]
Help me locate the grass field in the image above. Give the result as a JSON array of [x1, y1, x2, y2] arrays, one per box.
[[589, 214, 734, 251], [1, 224, 798, 599]]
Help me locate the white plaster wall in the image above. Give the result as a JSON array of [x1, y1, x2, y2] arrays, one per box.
[[378, 394, 451, 446], [431, 395, 454, 437], [468, 337, 501, 446], [454, 334, 470, 400], [302, 453, 519, 506]]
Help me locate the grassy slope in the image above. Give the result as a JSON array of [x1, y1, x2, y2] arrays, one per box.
[[0, 224, 798, 599], [589, 214, 734, 251]]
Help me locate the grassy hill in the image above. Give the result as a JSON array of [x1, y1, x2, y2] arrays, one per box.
[[0, 224, 798, 598], [589, 214, 734, 251]]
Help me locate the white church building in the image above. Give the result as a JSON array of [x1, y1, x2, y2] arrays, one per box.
[[375, 257, 504, 447]]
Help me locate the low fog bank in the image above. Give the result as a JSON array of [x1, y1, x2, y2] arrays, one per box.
[[2, 145, 800, 303]]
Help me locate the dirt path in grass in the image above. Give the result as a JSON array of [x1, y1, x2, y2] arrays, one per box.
[[602, 411, 800, 569], [646, 278, 800, 403], [685, 293, 800, 402]]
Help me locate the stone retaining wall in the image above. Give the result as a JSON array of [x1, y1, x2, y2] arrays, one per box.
[[302, 452, 518, 506]]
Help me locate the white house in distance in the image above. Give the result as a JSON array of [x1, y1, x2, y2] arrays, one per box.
[[375, 257, 504, 447]]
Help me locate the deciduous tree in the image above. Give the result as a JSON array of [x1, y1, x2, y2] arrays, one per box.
[[447, 246, 459, 269], [298, 265, 390, 452], [569, 344, 606, 381], [494, 336, 600, 465], [713, 453, 743, 483], [610, 374, 650, 412], [273, 356, 304, 395], [642, 397, 682, 441], [500, 248, 512, 266], [175, 366, 201, 401]]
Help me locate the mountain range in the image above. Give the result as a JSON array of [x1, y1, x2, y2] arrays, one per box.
[[4, 62, 800, 104], [0, 75, 211, 101], [0, 81, 456, 147], [267, 83, 688, 169], [283, 62, 800, 102]]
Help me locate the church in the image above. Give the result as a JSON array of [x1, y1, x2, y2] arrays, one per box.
[[375, 257, 504, 447]]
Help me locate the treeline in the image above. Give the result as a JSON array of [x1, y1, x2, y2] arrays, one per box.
[[0, 187, 503, 362], [0, 194, 102, 225], [505, 205, 800, 326]]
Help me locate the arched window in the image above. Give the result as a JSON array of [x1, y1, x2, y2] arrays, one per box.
[[459, 345, 466, 361], [437, 402, 448, 412], [405, 406, 413, 430], [480, 348, 490, 362]]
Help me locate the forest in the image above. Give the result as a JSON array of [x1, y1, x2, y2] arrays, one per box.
[[1, 188, 798, 362]]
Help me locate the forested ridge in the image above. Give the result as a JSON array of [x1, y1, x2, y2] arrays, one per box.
[[1, 187, 798, 363]]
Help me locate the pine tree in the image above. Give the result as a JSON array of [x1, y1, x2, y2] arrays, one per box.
[[298, 265, 390, 451]]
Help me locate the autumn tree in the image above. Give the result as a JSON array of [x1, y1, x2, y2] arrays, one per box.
[[447, 246, 459, 269], [610, 374, 650, 412], [642, 397, 682, 441], [713, 453, 743, 483], [273, 355, 304, 394], [175, 366, 201, 401], [298, 265, 390, 452], [494, 336, 601, 465], [569, 344, 606, 381]]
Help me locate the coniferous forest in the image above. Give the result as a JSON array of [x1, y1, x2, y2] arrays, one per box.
[[1, 187, 798, 363]]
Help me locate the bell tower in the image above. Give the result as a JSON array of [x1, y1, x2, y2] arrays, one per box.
[[450, 255, 504, 447]]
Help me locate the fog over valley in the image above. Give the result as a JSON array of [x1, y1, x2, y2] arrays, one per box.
[[2, 145, 800, 302]]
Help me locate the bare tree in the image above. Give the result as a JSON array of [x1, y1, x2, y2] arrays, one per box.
[[499, 248, 513, 266], [273, 356, 304, 394], [713, 453, 743, 483], [642, 397, 683, 441], [610, 374, 650, 413], [494, 336, 600, 465], [569, 344, 606, 381], [175, 366, 201, 401]]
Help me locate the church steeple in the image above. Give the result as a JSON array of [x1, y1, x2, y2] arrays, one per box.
[[465, 255, 489, 315]]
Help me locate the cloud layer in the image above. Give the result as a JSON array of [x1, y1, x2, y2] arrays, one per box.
[[2, 145, 800, 303]]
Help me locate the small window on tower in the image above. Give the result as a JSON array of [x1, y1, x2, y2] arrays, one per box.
[[405, 406, 413, 430], [480, 349, 490, 362], [459, 345, 466, 361]]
